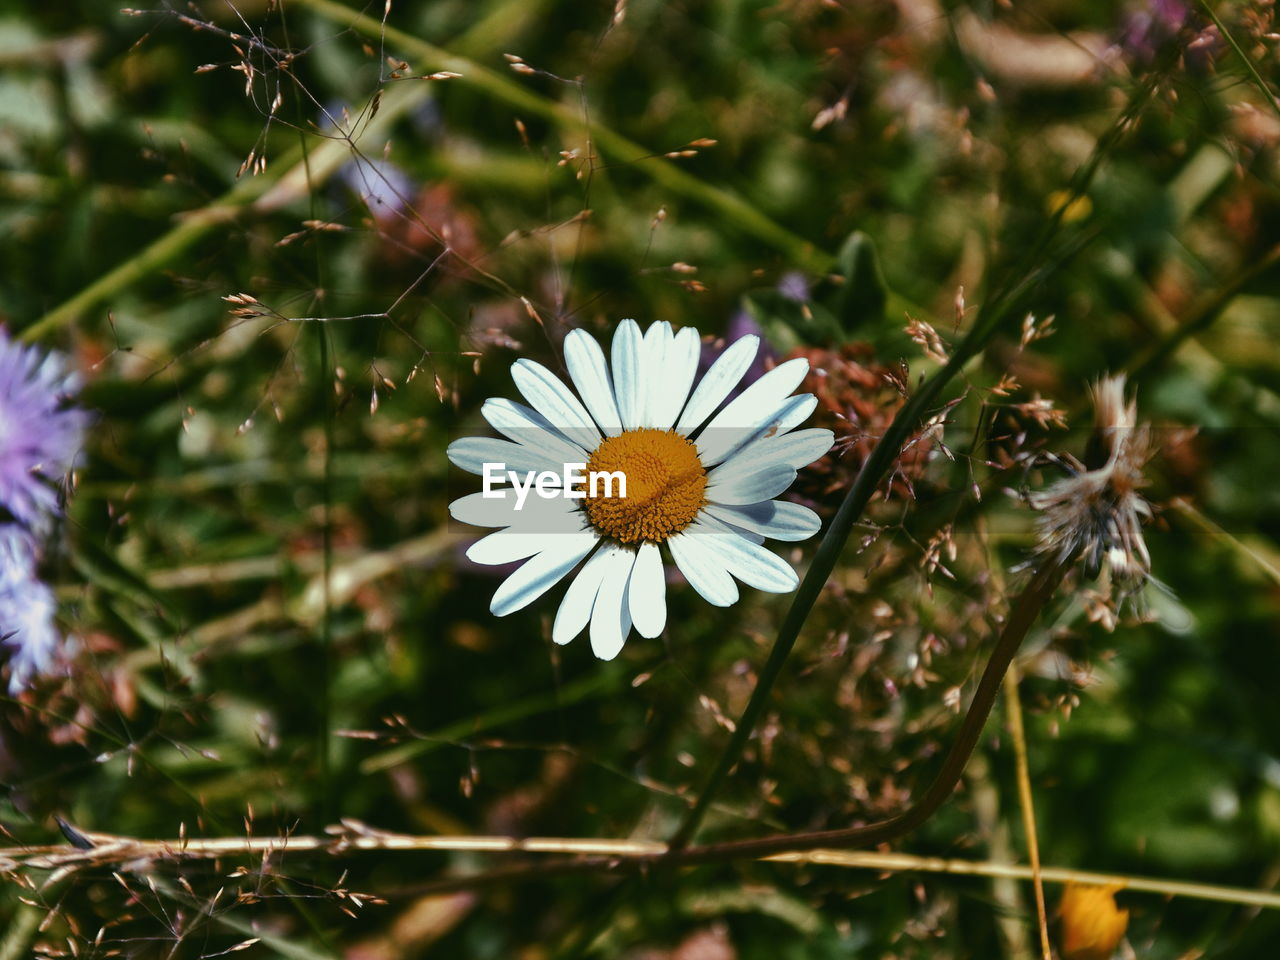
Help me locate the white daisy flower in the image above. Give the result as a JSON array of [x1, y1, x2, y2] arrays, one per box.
[[447, 319, 833, 660]]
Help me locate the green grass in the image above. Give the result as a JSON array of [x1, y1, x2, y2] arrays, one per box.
[[3, 1, 1280, 957]]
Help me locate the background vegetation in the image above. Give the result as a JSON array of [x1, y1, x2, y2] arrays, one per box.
[[2, 0, 1280, 956]]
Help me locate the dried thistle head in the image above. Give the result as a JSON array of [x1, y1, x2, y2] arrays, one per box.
[[1030, 374, 1153, 591]]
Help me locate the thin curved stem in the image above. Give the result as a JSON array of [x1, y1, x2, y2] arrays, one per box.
[[666, 237, 1077, 849], [665, 52, 1173, 850], [664, 346, 965, 849], [1196, 1, 1280, 123], [6, 558, 1063, 897], [352, 554, 1068, 897], [667, 556, 1069, 863]]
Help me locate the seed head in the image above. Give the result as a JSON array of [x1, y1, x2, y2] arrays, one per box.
[[1030, 375, 1153, 591]]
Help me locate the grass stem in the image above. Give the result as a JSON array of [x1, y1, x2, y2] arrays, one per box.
[[1003, 665, 1052, 960], [665, 53, 1177, 851], [291, 0, 842, 278]]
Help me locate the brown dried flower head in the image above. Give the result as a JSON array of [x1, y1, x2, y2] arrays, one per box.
[[786, 343, 932, 511], [1031, 374, 1153, 589]]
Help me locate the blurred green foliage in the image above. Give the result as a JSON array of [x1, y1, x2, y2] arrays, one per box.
[[2, 0, 1280, 957]]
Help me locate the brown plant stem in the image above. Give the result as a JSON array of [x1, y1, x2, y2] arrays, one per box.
[[2, 556, 1066, 900], [664, 555, 1070, 865], [331, 554, 1069, 897], [663, 46, 1166, 850], [21, 821, 1280, 915]]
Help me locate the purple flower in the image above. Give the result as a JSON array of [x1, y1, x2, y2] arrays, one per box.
[[339, 156, 417, 225], [1120, 0, 1190, 62], [777, 271, 811, 304], [318, 100, 420, 226], [0, 526, 63, 693], [0, 328, 86, 529]]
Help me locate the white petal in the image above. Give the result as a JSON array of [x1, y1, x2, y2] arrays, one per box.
[[775, 427, 835, 468], [447, 436, 564, 477], [675, 334, 759, 434], [711, 428, 834, 480], [650, 326, 700, 430], [628, 541, 667, 638], [450, 490, 516, 528], [510, 360, 601, 449], [698, 393, 818, 472], [667, 531, 739, 607], [704, 500, 821, 542], [449, 489, 577, 530], [467, 530, 545, 565], [768, 392, 821, 437], [688, 517, 799, 593], [590, 545, 637, 660], [611, 319, 646, 430], [564, 329, 623, 437], [482, 398, 589, 464], [705, 516, 766, 544], [552, 544, 612, 645], [696, 358, 811, 466], [640, 322, 672, 428], [706, 465, 797, 505], [490, 532, 598, 617], [466, 507, 586, 563]]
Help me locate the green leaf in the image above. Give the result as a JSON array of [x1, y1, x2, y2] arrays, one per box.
[[833, 230, 888, 333], [742, 291, 836, 349]]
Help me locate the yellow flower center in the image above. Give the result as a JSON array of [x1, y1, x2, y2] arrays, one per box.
[[583, 428, 707, 544]]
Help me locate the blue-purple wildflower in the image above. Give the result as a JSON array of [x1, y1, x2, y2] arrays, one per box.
[[777, 271, 811, 304], [0, 328, 85, 691], [0, 527, 62, 694], [0, 327, 86, 529], [339, 156, 417, 226], [1120, 0, 1190, 63]]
